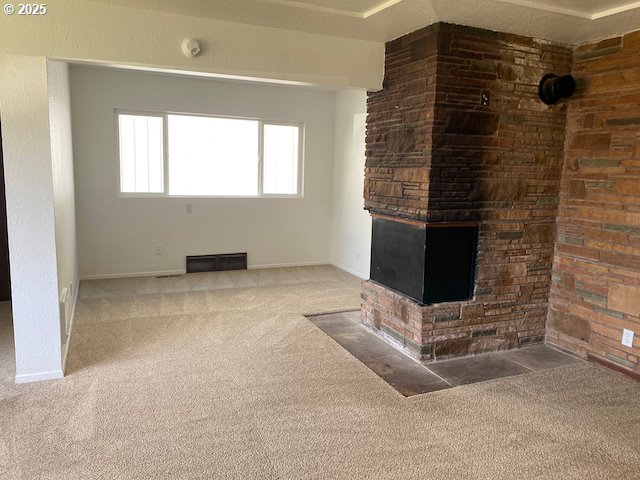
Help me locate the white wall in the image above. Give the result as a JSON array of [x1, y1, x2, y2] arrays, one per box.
[[47, 61, 78, 349], [0, 56, 63, 382], [330, 90, 371, 279], [70, 66, 336, 278], [0, 0, 383, 90]]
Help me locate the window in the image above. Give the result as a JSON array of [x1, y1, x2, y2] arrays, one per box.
[[263, 124, 299, 195], [117, 111, 303, 197], [168, 115, 259, 196], [118, 114, 164, 194]]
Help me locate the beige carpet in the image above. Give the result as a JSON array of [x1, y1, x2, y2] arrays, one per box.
[[0, 265, 639, 479]]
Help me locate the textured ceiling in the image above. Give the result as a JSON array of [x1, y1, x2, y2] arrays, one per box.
[[81, 0, 640, 45], [495, 0, 640, 19], [251, 0, 404, 17]]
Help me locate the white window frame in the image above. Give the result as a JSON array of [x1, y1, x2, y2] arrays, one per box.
[[115, 109, 304, 199]]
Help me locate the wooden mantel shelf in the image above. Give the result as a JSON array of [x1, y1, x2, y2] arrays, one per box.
[[370, 213, 479, 229]]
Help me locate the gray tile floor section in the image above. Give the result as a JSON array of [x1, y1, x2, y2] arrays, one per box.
[[307, 311, 583, 396]]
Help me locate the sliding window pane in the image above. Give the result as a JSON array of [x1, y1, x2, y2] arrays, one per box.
[[263, 124, 299, 195], [118, 114, 164, 193], [168, 115, 259, 196]]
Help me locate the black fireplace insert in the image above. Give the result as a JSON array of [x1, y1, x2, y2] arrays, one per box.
[[370, 218, 478, 305]]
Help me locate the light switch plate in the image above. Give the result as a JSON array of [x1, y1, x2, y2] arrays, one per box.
[[622, 329, 634, 348]]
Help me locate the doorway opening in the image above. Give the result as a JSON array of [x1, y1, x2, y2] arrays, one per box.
[[0, 119, 14, 385]]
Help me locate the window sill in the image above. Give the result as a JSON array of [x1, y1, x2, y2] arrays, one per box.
[[118, 193, 304, 199]]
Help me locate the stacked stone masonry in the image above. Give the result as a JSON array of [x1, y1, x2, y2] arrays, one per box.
[[363, 23, 573, 360], [548, 31, 640, 376]]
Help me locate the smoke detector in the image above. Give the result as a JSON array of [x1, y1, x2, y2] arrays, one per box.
[[181, 38, 201, 58]]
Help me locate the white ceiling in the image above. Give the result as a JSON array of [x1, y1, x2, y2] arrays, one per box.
[[82, 0, 640, 44], [252, 0, 406, 17], [495, 0, 640, 19]]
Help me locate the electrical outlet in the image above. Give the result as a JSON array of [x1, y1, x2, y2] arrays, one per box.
[[186, 204, 193, 213], [622, 329, 634, 348], [155, 244, 163, 255], [481, 90, 491, 106]]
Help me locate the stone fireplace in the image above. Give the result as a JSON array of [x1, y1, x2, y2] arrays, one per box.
[[361, 23, 573, 361]]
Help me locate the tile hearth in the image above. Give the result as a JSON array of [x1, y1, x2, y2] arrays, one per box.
[[307, 311, 582, 397]]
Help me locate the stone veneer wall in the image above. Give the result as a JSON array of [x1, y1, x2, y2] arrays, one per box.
[[362, 23, 573, 361], [364, 25, 438, 218], [547, 32, 640, 377]]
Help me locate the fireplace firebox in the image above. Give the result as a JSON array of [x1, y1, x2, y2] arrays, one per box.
[[370, 217, 478, 305]]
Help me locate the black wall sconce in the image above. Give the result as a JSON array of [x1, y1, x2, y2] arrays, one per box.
[[538, 74, 576, 105]]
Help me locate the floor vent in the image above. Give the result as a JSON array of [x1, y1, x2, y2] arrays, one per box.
[[186, 253, 248, 273]]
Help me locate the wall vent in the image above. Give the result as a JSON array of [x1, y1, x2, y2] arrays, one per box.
[[186, 253, 248, 273]]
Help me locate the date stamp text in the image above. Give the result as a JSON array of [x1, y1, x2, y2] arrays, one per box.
[[4, 4, 47, 15]]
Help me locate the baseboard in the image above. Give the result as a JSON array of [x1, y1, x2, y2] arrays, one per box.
[[61, 282, 80, 373], [15, 369, 64, 384], [80, 269, 186, 280], [80, 262, 356, 280], [330, 261, 368, 280], [587, 353, 640, 382], [248, 261, 329, 270]]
